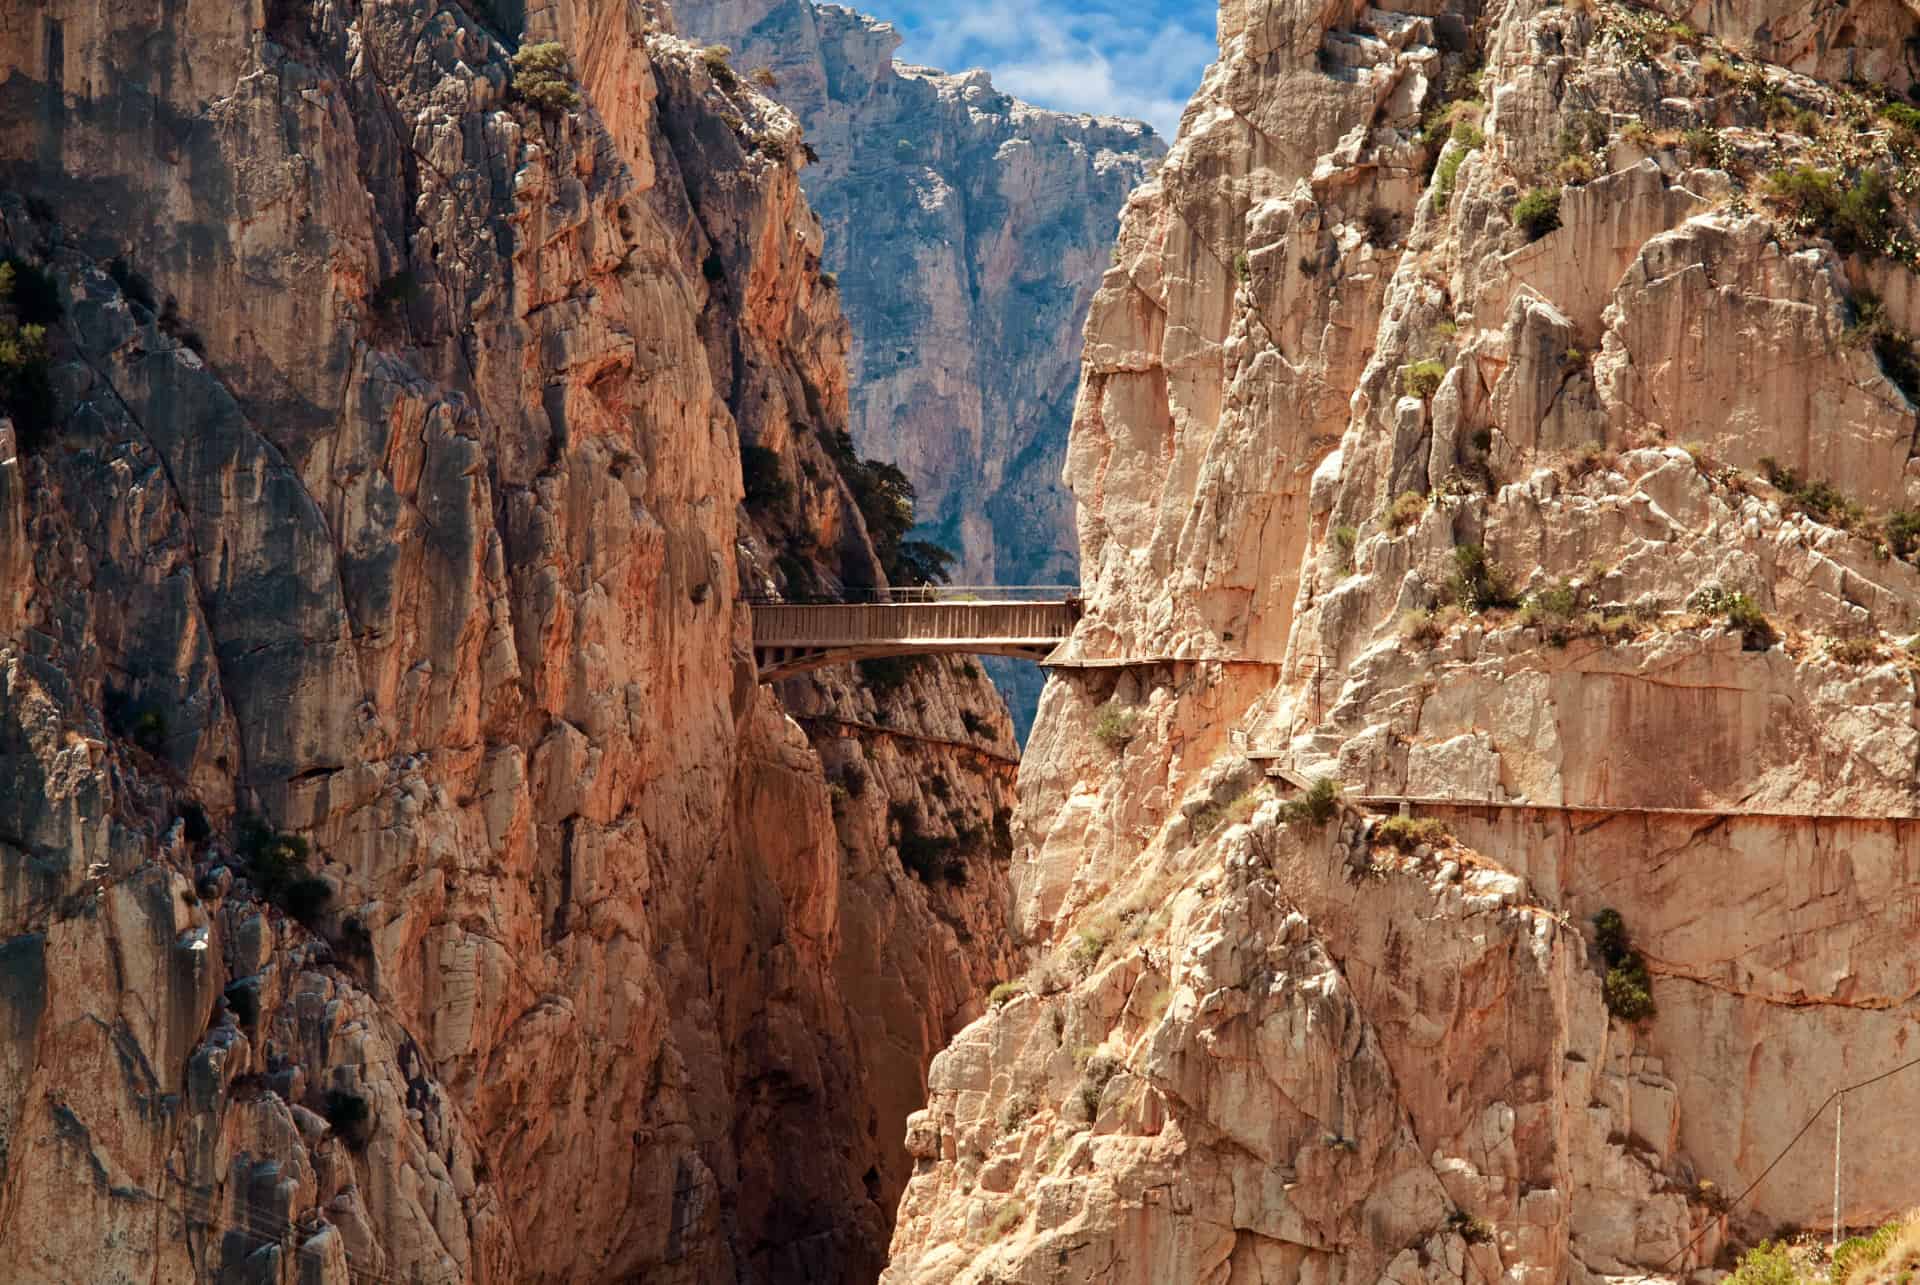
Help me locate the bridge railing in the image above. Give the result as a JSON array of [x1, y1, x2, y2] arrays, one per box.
[[744, 584, 1080, 606], [752, 600, 1077, 646]]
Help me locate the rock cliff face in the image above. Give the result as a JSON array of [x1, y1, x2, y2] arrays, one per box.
[[885, 2, 1920, 1282], [669, 0, 1167, 734], [0, 2, 1016, 1282]]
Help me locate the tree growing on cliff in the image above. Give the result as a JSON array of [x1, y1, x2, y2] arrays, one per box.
[[1592, 908, 1656, 1022], [0, 260, 56, 454], [818, 434, 956, 586], [511, 42, 581, 113]]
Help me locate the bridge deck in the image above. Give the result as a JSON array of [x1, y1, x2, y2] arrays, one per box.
[[752, 600, 1077, 681]]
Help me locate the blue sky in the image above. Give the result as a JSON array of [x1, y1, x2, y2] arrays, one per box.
[[852, 0, 1219, 140]]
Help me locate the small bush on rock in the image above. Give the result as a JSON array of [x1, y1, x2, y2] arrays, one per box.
[[1384, 490, 1427, 532], [1374, 816, 1451, 852], [0, 261, 56, 453], [1445, 543, 1520, 612], [1827, 635, 1885, 665], [1331, 524, 1359, 572], [1398, 605, 1463, 647], [323, 1089, 374, 1150], [988, 980, 1025, 1007], [1448, 1209, 1495, 1245], [1592, 907, 1656, 1022], [1278, 776, 1341, 828], [702, 44, 739, 88], [511, 42, 581, 112], [1403, 358, 1447, 399], [1512, 186, 1562, 241], [1765, 165, 1898, 257], [1092, 703, 1139, 752]]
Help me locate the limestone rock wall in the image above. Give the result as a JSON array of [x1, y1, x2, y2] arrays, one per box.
[[885, 2, 1920, 1282], [0, 2, 1015, 1281], [671, 0, 1167, 733]]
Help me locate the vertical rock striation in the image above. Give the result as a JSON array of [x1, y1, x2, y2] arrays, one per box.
[[671, 0, 1167, 734], [886, 2, 1920, 1282], [0, 2, 1015, 1281]]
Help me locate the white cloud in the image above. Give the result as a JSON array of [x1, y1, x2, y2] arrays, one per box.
[[862, 0, 1217, 139]]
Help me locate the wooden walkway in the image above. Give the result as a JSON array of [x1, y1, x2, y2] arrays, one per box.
[[752, 595, 1078, 682]]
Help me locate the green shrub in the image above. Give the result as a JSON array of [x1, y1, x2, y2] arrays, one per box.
[[1331, 524, 1359, 572], [1724, 592, 1776, 649], [1233, 250, 1251, 281], [1374, 816, 1451, 852], [281, 877, 335, 924], [1827, 635, 1885, 665], [1758, 457, 1867, 529], [1882, 102, 1920, 133], [1000, 1089, 1037, 1134], [1683, 126, 1727, 166], [1445, 543, 1520, 612], [1433, 141, 1475, 213], [1833, 1221, 1903, 1285], [130, 708, 168, 755], [701, 44, 738, 88], [1448, 1209, 1495, 1245], [1403, 359, 1448, 399], [892, 805, 967, 885], [1192, 786, 1262, 840], [819, 444, 955, 586], [989, 1199, 1025, 1240], [858, 655, 924, 695], [1384, 490, 1427, 532], [1554, 153, 1598, 186], [511, 42, 581, 112], [1512, 186, 1562, 241], [1092, 703, 1139, 752], [1398, 605, 1463, 646], [323, 1089, 374, 1150], [1418, 99, 1484, 149], [1724, 1241, 1798, 1285], [1766, 165, 1898, 256], [1888, 508, 1920, 560], [1278, 777, 1341, 828], [987, 980, 1025, 1007], [0, 261, 55, 453], [1529, 581, 1580, 619], [1592, 908, 1656, 1022]]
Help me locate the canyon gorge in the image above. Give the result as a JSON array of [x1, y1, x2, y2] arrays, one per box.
[[671, 0, 1165, 736], [4, 0, 1920, 1284]]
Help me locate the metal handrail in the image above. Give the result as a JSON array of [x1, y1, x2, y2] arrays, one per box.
[[744, 585, 1080, 606]]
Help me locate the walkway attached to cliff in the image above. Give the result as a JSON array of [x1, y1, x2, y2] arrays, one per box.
[[750, 587, 1080, 681]]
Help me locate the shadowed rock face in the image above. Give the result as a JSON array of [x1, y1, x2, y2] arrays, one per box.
[[0, 2, 1018, 1282], [673, 0, 1167, 736], [883, 2, 1920, 1282]]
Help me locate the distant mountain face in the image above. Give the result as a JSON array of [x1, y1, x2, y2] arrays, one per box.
[[674, 0, 1166, 735]]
